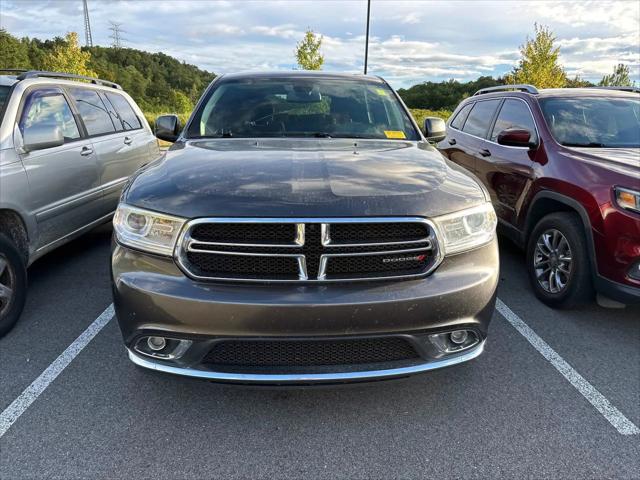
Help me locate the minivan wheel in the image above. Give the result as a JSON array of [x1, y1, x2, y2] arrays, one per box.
[[0, 234, 27, 337], [526, 212, 593, 309]]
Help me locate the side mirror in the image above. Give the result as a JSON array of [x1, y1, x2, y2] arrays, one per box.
[[423, 117, 446, 143], [155, 114, 181, 142], [497, 128, 535, 148], [22, 124, 64, 153]]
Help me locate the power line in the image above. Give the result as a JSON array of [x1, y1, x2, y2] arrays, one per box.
[[82, 0, 93, 47], [109, 21, 127, 49]]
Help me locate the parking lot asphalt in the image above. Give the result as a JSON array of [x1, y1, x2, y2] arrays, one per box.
[[1, 224, 638, 479]]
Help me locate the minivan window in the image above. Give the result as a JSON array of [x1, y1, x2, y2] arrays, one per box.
[[450, 103, 473, 130], [491, 99, 538, 143], [104, 92, 142, 131], [462, 99, 501, 138], [69, 87, 116, 136], [187, 77, 419, 140], [540, 96, 640, 148], [19, 91, 80, 142]]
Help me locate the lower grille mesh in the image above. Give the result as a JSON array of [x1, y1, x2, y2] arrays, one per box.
[[203, 337, 420, 367], [186, 252, 299, 280]]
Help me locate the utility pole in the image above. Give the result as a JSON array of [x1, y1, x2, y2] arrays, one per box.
[[83, 0, 93, 47], [109, 21, 125, 49], [364, 0, 371, 74]]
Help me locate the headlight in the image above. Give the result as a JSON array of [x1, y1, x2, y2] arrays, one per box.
[[113, 204, 186, 256], [433, 203, 497, 255], [615, 187, 640, 214]]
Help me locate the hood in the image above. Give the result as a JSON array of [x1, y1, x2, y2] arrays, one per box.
[[564, 147, 640, 178], [125, 138, 486, 218]]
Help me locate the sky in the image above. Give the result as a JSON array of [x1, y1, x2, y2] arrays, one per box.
[[1, 0, 639, 88]]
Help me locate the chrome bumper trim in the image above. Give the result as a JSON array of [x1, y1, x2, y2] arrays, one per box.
[[127, 340, 485, 384]]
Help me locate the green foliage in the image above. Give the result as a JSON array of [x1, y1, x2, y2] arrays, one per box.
[[143, 112, 191, 132], [504, 24, 566, 88], [565, 75, 595, 88], [599, 64, 634, 87], [397, 76, 503, 111], [42, 32, 96, 77], [0, 29, 31, 68], [86, 45, 214, 114], [0, 30, 214, 118], [408, 109, 452, 126], [295, 29, 324, 70]]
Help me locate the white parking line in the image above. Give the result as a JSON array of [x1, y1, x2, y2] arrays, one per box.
[[0, 304, 114, 438], [496, 298, 640, 436]]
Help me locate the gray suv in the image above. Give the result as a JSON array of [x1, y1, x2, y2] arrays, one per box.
[[112, 72, 499, 384], [0, 70, 159, 335]]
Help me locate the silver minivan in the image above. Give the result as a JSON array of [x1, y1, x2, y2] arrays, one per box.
[[0, 70, 159, 335]]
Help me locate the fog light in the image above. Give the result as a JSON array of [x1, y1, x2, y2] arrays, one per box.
[[450, 330, 468, 345], [147, 336, 166, 351], [427, 329, 479, 356]]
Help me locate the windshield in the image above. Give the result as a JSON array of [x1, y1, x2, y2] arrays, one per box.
[[187, 77, 419, 140], [539, 96, 640, 148], [0, 85, 11, 119]]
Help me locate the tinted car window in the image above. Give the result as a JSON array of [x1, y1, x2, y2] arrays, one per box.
[[69, 87, 116, 136], [19, 91, 80, 142], [491, 99, 538, 143], [105, 92, 142, 131], [450, 103, 473, 130], [540, 96, 640, 148], [462, 99, 501, 138], [187, 77, 419, 140], [0, 85, 11, 117]]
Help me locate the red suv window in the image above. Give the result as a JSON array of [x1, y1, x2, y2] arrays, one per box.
[[462, 99, 501, 138]]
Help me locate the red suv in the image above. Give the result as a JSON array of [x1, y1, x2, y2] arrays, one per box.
[[436, 85, 640, 308]]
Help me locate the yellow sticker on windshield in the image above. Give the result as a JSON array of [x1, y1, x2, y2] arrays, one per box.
[[375, 88, 388, 96], [384, 130, 406, 139]]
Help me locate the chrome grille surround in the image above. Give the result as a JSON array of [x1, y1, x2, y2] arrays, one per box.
[[175, 217, 443, 283]]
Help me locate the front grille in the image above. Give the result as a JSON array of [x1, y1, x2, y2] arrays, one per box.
[[203, 337, 420, 368], [177, 218, 440, 282]]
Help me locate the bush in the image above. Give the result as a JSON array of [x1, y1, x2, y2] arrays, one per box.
[[408, 108, 452, 126], [144, 111, 191, 131]]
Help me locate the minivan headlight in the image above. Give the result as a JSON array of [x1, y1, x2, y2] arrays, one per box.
[[433, 203, 497, 255], [113, 204, 186, 256], [615, 187, 640, 214]]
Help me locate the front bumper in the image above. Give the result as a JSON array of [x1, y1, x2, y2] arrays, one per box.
[[112, 239, 499, 384]]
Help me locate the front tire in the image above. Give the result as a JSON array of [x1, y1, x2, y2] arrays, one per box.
[[526, 212, 593, 309], [0, 233, 27, 336]]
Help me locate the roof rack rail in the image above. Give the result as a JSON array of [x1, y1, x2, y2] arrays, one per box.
[[0, 68, 26, 73], [15, 71, 122, 90], [473, 84, 539, 96], [592, 86, 640, 93]]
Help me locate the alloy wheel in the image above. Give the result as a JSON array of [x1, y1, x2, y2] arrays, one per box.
[[533, 228, 573, 294], [0, 254, 16, 317]]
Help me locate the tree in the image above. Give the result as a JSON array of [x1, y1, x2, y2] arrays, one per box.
[[0, 29, 30, 69], [599, 64, 634, 87], [42, 32, 97, 77], [295, 29, 324, 70], [565, 75, 594, 88], [504, 24, 566, 88]]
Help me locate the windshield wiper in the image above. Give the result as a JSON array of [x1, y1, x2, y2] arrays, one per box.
[[562, 141, 607, 148], [283, 132, 333, 138]]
